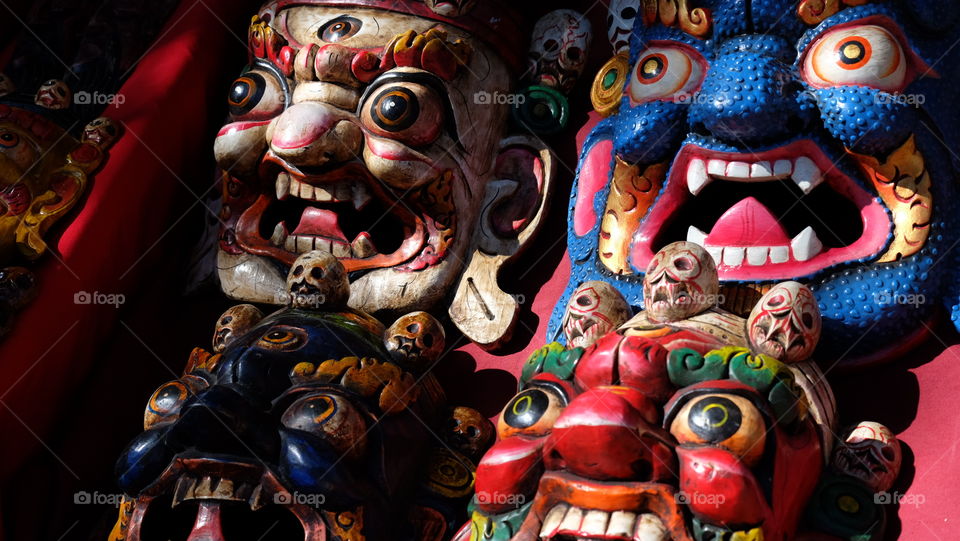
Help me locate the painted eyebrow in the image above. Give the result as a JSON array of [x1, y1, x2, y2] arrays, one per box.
[[358, 71, 462, 147]]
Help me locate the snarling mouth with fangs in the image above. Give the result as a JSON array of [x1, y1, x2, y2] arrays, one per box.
[[632, 140, 891, 280], [236, 156, 427, 270], [517, 473, 690, 541], [124, 456, 328, 541]]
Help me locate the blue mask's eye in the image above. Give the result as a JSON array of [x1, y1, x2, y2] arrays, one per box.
[[803, 25, 908, 91], [628, 42, 707, 104]]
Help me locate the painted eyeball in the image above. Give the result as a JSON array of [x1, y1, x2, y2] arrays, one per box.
[[256, 325, 308, 351], [803, 25, 907, 91], [318, 16, 362, 42], [497, 384, 567, 439], [227, 70, 285, 119], [361, 84, 444, 147], [143, 375, 208, 429], [670, 393, 767, 467], [629, 42, 706, 104], [0, 130, 20, 149], [282, 393, 368, 460]]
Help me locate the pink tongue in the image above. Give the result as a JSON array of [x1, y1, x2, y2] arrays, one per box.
[[705, 197, 791, 246], [292, 207, 349, 241]]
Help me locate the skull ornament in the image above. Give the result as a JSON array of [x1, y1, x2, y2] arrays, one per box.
[[211, 304, 264, 353], [446, 406, 494, 460], [748, 281, 822, 363], [34, 79, 71, 110], [606, 0, 638, 53], [286, 250, 349, 309], [528, 10, 592, 93], [426, 0, 475, 17], [81, 117, 120, 149], [643, 241, 719, 323], [0, 73, 15, 98], [383, 310, 445, 371], [832, 421, 902, 493], [561, 280, 631, 348]]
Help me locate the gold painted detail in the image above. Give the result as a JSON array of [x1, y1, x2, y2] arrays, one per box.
[[599, 159, 667, 275], [641, 0, 712, 38], [322, 508, 365, 541], [591, 53, 630, 117], [292, 357, 417, 413], [850, 135, 932, 262], [797, 0, 872, 25]]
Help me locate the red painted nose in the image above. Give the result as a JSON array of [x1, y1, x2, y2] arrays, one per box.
[[543, 386, 676, 482], [268, 103, 362, 166], [270, 102, 338, 151]]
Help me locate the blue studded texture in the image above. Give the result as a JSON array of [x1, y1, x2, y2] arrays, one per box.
[[550, 1, 960, 364]]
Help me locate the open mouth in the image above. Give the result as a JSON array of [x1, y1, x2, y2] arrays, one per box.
[[129, 456, 327, 541], [236, 157, 426, 270], [632, 140, 891, 280], [517, 472, 692, 541]]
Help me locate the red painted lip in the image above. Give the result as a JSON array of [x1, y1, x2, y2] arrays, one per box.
[[235, 155, 427, 270], [631, 140, 891, 280]]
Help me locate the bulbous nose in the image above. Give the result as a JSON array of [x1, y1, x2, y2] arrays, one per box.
[[544, 387, 676, 482], [268, 102, 363, 166], [688, 49, 814, 145]]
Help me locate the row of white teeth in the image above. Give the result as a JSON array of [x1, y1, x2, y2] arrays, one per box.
[[276, 172, 372, 208], [270, 224, 377, 258], [687, 225, 823, 266], [540, 503, 668, 540], [687, 156, 825, 195]]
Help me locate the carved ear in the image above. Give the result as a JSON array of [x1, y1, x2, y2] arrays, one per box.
[[449, 135, 556, 348]]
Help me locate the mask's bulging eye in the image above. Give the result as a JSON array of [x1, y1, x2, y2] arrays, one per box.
[[670, 393, 767, 467], [497, 385, 566, 438], [318, 16, 362, 42], [282, 392, 368, 459], [361, 83, 444, 147], [256, 325, 308, 351], [0, 131, 20, 149], [629, 43, 706, 104], [227, 70, 285, 119], [803, 25, 908, 91]]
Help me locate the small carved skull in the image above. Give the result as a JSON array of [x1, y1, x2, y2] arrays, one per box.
[[445, 406, 494, 461], [748, 281, 822, 363], [643, 241, 719, 323], [425, 0, 476, 17], [286, 250, 349, 309], [607, 0, 638, 53], [528, 10, 592, 92], [82, 117, 120, 149], [0, 73, 15, 98], [384, 311, 445, 371], [212, 304, 264, 353], [35, 79, 71, 110], [832, 421, 902, 493], [562, 280, 631, 349]]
